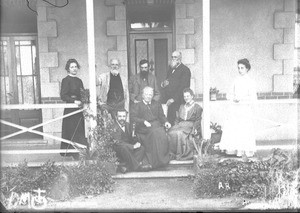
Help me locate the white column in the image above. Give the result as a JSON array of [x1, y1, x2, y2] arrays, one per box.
[[86, 0, 97, 128], [202, 0, 211, 139]]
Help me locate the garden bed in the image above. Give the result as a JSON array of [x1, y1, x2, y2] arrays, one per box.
[[192, 148, 300, 209], [1, 160, 116, 209]]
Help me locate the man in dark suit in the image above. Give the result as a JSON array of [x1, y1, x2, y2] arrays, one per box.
[[161, 51, 191, 125], [112, 109, 151, 173], [129, 59, 161, 104]]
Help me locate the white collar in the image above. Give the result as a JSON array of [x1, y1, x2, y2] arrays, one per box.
[[117, 121, 125, 131], [143, 100, 151, 105]]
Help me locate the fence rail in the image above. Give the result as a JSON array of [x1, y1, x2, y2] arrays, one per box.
[[0, 104, 88, 155]]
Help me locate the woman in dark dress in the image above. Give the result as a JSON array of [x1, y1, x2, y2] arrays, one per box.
[[60, 59, 88, 159]]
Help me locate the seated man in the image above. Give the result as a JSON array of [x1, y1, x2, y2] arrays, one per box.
[[130, 86, 171, 169], [112, 109, 151, 173], [168, 88, 203, 161]]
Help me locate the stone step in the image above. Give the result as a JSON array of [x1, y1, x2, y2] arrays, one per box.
[[1, 138, 48, 146], [112, 167, 194, 179]]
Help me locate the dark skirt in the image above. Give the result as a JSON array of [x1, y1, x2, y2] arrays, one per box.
[[60, 108, 88, 157], [137, 121, 170, 169]]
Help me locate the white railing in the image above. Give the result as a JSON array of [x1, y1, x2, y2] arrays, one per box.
[[0, 103, 88, 156]]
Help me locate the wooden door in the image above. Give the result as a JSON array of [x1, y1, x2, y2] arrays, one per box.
[[129, 33, 172, 95], [0, 36, 42, 139]]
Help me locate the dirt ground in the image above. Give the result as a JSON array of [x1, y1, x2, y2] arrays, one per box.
[[44, 178, 251, 211]]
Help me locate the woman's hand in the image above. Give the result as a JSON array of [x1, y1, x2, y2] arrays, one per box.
[[166, 98, 174, 106], [74, 100, 82, 106]]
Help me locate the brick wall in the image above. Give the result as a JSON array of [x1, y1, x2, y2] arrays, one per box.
[[41, 97, 64, 104], [194, 92, 295, 101]]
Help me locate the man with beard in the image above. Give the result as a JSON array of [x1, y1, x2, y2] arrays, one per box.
[[161, 51, 191, 125], [130, 86, 171, 169], [129, 59, 160, 105], [112, 109, 151, 173], [96, 58, 129, 115]]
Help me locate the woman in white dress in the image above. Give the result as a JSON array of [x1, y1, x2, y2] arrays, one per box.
[[219, 58, 257, 157]]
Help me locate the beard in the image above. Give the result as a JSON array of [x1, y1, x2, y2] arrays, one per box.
[[140, 71, 148, 78], [111, 69, 119, 76], [170, 60, 179, 69]]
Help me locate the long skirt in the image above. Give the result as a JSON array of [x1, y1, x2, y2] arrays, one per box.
[[137, 121, 170, 169], [168, 121, 194, 160], [60, 108, 88, 157], [219, 103, 256, 157]]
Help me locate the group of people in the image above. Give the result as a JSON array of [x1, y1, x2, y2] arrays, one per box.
[[59, 51, 257, 173]]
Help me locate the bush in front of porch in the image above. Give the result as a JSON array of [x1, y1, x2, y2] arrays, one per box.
[[1, 159, 115, 207], [192, 148, 300, 209]]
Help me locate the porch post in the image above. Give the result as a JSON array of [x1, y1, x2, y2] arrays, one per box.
[[86, 0, 97, 127], [202, 0, 211, 139]]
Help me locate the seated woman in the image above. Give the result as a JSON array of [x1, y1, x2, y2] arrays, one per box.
[[168, 88, 203, 161]]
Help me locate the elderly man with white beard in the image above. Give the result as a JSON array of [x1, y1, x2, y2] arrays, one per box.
[[96, 58, 129, 116], [161, 51, 191, 125]]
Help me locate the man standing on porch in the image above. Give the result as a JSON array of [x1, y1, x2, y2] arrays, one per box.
[[96, 58, 129, 116], [129, 59, 161, 105], [161, 51, 191, 125]]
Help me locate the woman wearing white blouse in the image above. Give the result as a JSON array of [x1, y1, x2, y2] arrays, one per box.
[[219, 58, 257, 157], [168, 88, 203, 160]]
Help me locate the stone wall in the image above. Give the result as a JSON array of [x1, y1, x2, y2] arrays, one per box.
[[36, 0, 128, 143], [35, 0, 297, 143], [37, 0, 61, 143], [273, 0, 296, 92]]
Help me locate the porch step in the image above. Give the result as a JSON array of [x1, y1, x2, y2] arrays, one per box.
[[112, 167, 194, 179], [1, 139, 48, 146], [1, 159, 194, 179]]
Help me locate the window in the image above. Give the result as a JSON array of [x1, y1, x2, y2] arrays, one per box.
[[127, 2, 174, 32]]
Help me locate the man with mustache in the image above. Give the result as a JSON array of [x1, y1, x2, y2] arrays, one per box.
[[96, 58, 129, 116], [112, 109, 151, 173], [129, 59, 160, 105], [161, 51, 191, 125]]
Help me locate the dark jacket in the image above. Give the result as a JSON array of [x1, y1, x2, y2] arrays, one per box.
[[129, 72, 161, 102], [112, 121, 136, 150], [164, 63, 191, 104]]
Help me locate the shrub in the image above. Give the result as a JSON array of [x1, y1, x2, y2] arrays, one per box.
[[84, 104, 119, 166], [1, 160, 115, 206], [64, 161, 115, 197], [193, 148, 300, 206]]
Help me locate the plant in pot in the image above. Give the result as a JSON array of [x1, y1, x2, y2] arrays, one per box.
[[210, 122, 222, 145], [191, 134, 219, 173], [80, 89, 119, 174], [87, 105, 119, 174], [210, 87, 219, 101]]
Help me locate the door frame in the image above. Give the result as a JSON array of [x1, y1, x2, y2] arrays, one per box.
[[128, 32, 173, 78], [0, 34, 43, 139]]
